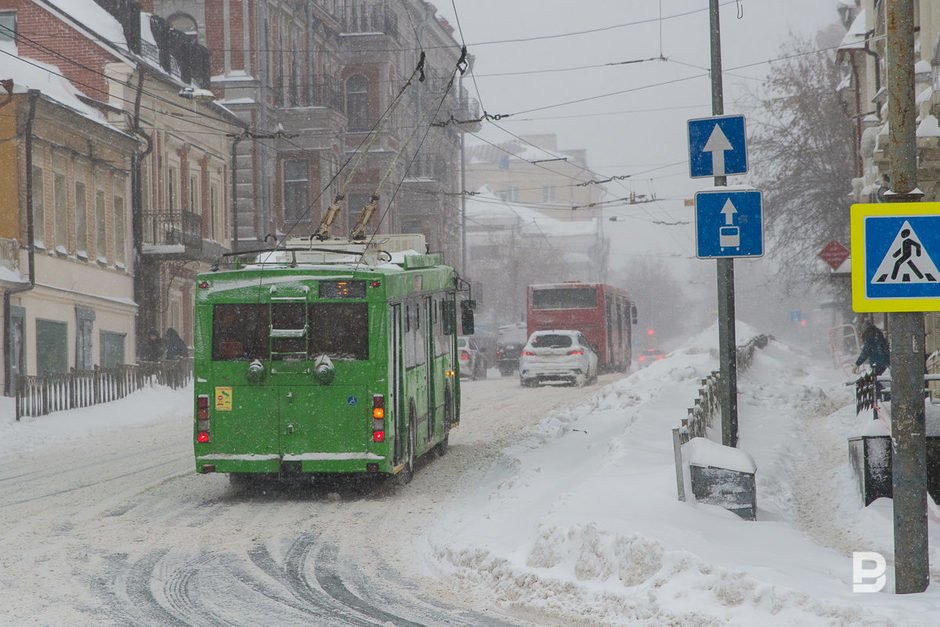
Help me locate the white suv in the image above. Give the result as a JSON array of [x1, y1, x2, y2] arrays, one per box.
[[519, 330, 598, 388]]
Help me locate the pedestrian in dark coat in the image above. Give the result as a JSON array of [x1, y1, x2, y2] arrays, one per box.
[[854, 324, 890, 376], [140, 329, 164, 362], [164, 327, 188, 360]]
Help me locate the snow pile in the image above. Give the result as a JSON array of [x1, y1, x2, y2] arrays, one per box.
[[421, 324, 940, 625]]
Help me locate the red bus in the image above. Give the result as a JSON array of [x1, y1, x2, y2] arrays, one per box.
[[527, 282, 637, 372]]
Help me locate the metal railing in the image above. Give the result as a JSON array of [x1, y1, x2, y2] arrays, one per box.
[[15, 359, 192, 421], [672, 333, 773, 502], [678, 334, 772, 443], [141, 209, 202, 251]]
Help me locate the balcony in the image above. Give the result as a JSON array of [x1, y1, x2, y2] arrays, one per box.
[[141, 209, 202, 257], [342, 3, 399, 40], [273, 77, 344, 113]]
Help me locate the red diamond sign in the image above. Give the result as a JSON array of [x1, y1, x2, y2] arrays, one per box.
[[819, 240, 850, 270]]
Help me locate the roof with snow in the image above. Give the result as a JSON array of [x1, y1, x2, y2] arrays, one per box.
[[0, 51, 112, 127]]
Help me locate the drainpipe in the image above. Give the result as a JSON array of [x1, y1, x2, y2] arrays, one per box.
[[864, 29, 882, 116], [230, 131, 245, 252], [4, 89, 40, 396], [131, 68, 153, 350]]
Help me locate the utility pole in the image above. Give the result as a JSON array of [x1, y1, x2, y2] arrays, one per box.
[[709, 0, 738, 447], [885, 0, 928, 594]]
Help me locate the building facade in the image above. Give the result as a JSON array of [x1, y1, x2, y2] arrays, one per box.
[[0, 0, 243, 395], [144, 0, 477, 270], [0, 56, 138, 394]]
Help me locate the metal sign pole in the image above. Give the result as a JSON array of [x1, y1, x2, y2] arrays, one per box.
[[709, 0, 738, 447], [885, 0, 928, 594]]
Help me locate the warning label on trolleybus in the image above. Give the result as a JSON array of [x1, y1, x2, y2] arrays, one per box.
[[851, 202, 940, 312]]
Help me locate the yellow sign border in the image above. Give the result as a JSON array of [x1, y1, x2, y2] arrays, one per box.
[[851, 202, 940, 312]]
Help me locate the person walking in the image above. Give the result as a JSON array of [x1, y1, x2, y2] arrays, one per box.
[[164, 327, 188, 360], [140, 329, 164, 362], [853, 324, 890, 376]]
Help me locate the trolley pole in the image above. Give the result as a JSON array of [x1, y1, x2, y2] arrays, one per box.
[[885, 0, 928, 594], [709, 0, 738, 447]]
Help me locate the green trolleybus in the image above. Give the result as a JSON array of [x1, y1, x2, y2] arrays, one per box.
[[193, 234, 473, 484]]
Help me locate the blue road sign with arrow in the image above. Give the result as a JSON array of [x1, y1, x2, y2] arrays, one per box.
[[688, 114, 748, 178], [695, 189, 763, 258]]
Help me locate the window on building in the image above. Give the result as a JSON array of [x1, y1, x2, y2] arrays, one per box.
[[0, 12, 15, 43], [345, 74, 370, 130], [114, 196, 125, 265], [100, 330, 125, 368], [542, 185, 556, 203], [95, 189, 107, 261], [75, 181, 87, 254], [32, 165, 44, 245], [36, 319, 67, 375], [54, 172, 67, 250], [168, 166, 177, 212], [189, 172, 199, 214], [75, 307, 95, 370], [209, 183, 219, 240], [283, 160, 309, 223]]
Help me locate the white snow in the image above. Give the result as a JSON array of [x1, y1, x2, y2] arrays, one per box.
[[3, 323, 940, 624], [683, 436, 757, 474]]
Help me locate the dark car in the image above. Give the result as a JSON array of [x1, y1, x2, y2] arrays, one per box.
[[495, 322, 528, 376]]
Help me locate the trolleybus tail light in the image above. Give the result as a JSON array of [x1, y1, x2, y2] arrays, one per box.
[[459, 351, 470, 361], [372, 394, 385, 442], [567, 349, 584, 356], [196, 395, 210, 443], [370, 280, 381, 288], [522, 350, 535, 356]]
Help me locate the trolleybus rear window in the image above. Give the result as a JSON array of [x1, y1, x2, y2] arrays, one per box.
[[211, 302, 369, 361], [309, 303, 368, 360], [531, 287, 597, 310], [213, 304, 269, 360]]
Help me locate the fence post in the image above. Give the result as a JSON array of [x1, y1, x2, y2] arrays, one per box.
[[673, 427, 686, 501]]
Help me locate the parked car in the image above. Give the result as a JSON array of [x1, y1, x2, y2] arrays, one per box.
[[457, 336, 487, 380], [519, 330, 598, 388], [638, 347, 666, 368]]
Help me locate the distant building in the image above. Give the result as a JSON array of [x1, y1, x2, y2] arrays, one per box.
[[464, 189, 607, 327], [463, 134, 610, 322]]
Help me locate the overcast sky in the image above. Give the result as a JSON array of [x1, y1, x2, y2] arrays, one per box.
[[432, 0, 846, 306]]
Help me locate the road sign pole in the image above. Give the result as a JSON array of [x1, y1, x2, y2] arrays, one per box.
[[709, 0, 738, 447], [885, 0, 928, 594]]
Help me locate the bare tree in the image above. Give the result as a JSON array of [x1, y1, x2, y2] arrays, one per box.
[[751, 34, 855, 293]]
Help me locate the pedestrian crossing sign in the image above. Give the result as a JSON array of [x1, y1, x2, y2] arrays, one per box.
[[851, 202, 940, 311]]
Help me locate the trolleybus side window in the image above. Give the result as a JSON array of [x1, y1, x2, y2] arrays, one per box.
[[212, 304, 269, 360], [308, 303, 368, 360]]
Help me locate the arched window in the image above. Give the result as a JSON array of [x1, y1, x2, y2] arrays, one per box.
[[167, 13, 199, 42], [345, 75, 370, 130]]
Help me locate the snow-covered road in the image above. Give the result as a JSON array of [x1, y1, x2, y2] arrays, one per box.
[[0, 371, 618, 626]]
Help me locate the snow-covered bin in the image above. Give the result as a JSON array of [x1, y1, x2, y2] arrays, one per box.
[[681, 437, 758, 521], [847, 435, 892, 506], [848, 433, 940, 507]]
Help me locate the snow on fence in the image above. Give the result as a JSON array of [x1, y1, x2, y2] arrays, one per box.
[[14, 359, 192, 421], [672, 334, 772, 503], [677, 334, 772, 444]]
